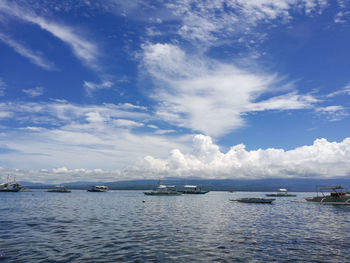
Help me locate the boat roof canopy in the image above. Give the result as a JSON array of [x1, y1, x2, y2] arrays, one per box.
[[279, 189, 287, 192], [184, 185, 198, 188]]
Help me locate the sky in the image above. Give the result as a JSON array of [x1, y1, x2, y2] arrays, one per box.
[[0, 0, 350, 183]]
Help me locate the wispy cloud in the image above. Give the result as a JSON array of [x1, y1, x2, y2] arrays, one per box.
[[0, 32, 56, 70], [0, 78, 5, 96], [83, 80, 113, 95], [0, 1, 100, 70], [142, 43, 319, 136], [326, 84, 350, 98], [22, 86, 45, 97]]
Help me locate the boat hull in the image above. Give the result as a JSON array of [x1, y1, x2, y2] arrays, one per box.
[[231, 198, 275, 204], [144, 191, 181, 196], [266, 194, 296, 197]]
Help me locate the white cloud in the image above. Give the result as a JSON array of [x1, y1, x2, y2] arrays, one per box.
[[113, 119, 144, 128], [326, 84, 350, 98], [0, 32, 55, 70], [142, 43, 319, 136], [83, 80, 113, 95], [0, 101, 192, 172], [22, 86, 45, 97], [166, 0, 330, 45], [0, 78, 5, 96], [0, 1, 99, 70], [142, 134, 350, 179]]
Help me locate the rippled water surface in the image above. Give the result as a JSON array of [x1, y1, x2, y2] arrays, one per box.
[[1, 190, 350, 262]]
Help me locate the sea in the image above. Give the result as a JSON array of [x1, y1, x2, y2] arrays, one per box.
[[1, 190, 350, 263]]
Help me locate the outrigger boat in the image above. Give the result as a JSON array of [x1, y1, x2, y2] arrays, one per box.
[[47, 185, 71, 193], [144, 184, 182, 196], [230, 198, 275, 204], [305, 186, 350, 205]]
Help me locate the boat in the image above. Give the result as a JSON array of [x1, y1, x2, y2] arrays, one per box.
[[87, 185, 108, 192], [0, 176, 23, 192], [266, 188, 296, 197], [144, 184, 182, 196], [230, 198, 275, 204], [47, 185, 71, 193], [305, 186, 350, 205], [176, 185, 209, 194]]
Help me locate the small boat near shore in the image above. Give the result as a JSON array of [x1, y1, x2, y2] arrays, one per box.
[[87, 185, 108, 192], [47, 186, 71, 193], [266, 188, 296, 197], [305, 186, 350, 205], [230, 198, 275, 204], [144, 184, 182, 196]]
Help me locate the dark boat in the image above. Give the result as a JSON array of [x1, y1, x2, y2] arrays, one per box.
[[230, 198, 275, 204], [87, 185, 108, 192], [47, 186, 71, 193]]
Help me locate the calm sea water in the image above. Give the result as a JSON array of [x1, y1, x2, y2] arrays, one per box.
[[1, 190, 350, 262]]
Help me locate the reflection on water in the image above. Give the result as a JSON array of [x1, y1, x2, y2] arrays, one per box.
[[1, 191, 350, 262]]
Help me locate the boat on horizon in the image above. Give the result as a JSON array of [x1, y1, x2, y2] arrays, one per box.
[[230, 198, 275, 204], [87, 185, 108, 192], [144, 184, 182, 196], [305, 186, 350, 205], [47, 186, 71, 193], [266, 188, 296, 197]]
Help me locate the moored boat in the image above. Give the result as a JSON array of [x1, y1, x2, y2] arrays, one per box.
[[305, 186, 350, 205], [0, 176, 23, 192], [144, 184, 182, 196], [230, 198, 275, 204], [176, 185, 209, 194], [47, 186, 71, 193], [87, 185, 108, 192], [266, 188, 296, 197]]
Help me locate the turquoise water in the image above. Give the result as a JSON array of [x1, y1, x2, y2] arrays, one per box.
[[1, 190, 350, 262]]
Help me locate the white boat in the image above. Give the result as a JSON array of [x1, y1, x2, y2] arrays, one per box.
[[0, 176, 23, 192], [47, 185, 71, 193], [87, 185, 108, 192], [144, 184, 182, 196], [305, 186, 350, 205], [230, 198, 275, 204], [176, 185, 209, 194], [266, 188, 296, 197]]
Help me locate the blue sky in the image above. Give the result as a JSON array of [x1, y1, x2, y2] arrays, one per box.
[[0, 0, 350, 183]]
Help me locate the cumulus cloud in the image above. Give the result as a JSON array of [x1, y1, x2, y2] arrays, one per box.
[[142, 43, 319, 136], [143, 134, 350, 179]]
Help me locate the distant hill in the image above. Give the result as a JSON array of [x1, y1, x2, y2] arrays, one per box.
[[21, 177, 350, 192]]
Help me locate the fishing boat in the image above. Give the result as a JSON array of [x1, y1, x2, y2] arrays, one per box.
[[47, 185, 71, 193], [0, 176, 23, 192], [176, 185, 209, 194], [266, 188, 296, 197], [305, 186, 350, 205], [230, 198, 275, 204], [87, 185, 108, 192], [144, 184, 182, 196]]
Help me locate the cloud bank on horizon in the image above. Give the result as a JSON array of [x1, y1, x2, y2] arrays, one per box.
[[0, 0, 350, 182]]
